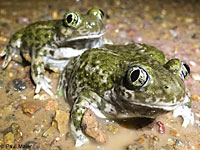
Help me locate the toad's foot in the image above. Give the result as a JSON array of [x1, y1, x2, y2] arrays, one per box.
[[1, 55, 12, 69], [1, 39, 23, 69], [173, 105, 194, 127], [0, 48, 6, 57], [0, 48, 13, 69], [35, 76, 53, 96], [31, 48, 54, 96], [70, 90, 115, 147], [71, 121, 89, 147], [70, 90, 103, 147]]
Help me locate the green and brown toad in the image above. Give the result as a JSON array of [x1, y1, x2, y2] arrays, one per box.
[[1, 8, 110, 95], [59, 43, 194, 147]]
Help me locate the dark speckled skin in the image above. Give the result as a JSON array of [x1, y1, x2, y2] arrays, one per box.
[[65, 44, 185, 105], [59, 43, 192, 146]]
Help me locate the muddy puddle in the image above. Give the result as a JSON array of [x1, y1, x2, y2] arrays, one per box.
[[0, 0, 200, 150]]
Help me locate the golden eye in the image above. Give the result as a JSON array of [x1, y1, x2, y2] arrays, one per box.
[[87, 8, 104, 20], [124, 66, 149, 89], [63, 12, 81, 28]]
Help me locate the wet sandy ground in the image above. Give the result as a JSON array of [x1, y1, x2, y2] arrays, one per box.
[[0, 0, 200, 149]]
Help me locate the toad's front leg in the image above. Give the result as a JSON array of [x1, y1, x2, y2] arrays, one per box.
[[70, 90, 106, 147], [173, 102, 194, 127], [70, 90, 116, 147], [31, 48, 53, 96], [173, 93, 194, 127], [71, 98, 89, 147]]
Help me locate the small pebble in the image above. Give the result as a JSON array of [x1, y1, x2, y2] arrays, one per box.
[[43, 126, 57, 137], [16, 17, 30, 24], [12, 78, 27, 91], [33, 94, 40, 100], [153, 136, 159, 141], [115, 29, 119, 33], [21, 101, 44, 116], [191, 94, 200, 101], [169, 30, 178, 38], [1, 23, 8, 28], [10, 123, 23, 142], [127, 143, 144, 150], [157, 121, 165, 134], [184, 17, 193, 23], [168, 138, 173, 144], [191, 33, 198, 39], [20, 94, 27, 100], [137, 137, 144, 143], [137, 37, 143, 42], [0, 36, 8, 42], [195, 113, 200, 118], [45, 101, 58, 110], [39, 94, 50, 101], [161, 9, 167, 16], [106, 124, 119, 133], [9, 72, 14, 77], [192, 73, 200, 81], [175, 139, 184, 147], [189, 61, 196, 66], [169, 129, 180, 137], [4, 132, 14, 146], [34, 94, 50, 100], [82, 109, 106, 143], [52, 11, 58, 19], [53, 110, 69, 134]]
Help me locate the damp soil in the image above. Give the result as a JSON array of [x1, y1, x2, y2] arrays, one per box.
[[0, 0, 200, 150]]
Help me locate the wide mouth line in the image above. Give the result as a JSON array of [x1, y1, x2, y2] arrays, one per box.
[[66, 32, 105, 41], [132, 101, 179, 108], [129, 96, 189, 111]]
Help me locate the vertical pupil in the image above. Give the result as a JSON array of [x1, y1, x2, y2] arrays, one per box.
[[67, 14, 73, 23], [99, 9, 104, 17], [184, 63, 190, 75], [131, 70, 140, 82]]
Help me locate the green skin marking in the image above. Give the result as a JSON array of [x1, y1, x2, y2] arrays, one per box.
[[1, 8, 109, 95], [59, 43, 193, 147]]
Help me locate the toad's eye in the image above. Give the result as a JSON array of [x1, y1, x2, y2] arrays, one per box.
[[63, 12, 82, 28], [180, 62, 190, 80], [124, 66, 150, 90], [87, 8, 104, 20], [164, 59, 190, 80]]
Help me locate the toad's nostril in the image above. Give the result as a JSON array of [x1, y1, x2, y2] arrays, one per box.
[[164, 85, 169, 89]]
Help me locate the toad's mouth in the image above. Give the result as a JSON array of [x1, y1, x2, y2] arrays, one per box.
[[66, 32, 105, 41], [130, 95, 190, 111]]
